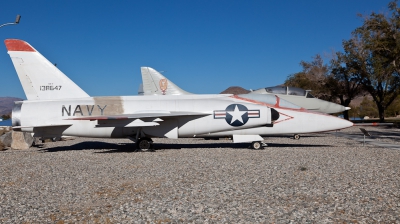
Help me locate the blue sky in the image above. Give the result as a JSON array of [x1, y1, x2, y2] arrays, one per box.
[[0, 0, 391, 99]]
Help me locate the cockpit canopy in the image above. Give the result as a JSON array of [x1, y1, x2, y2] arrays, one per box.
[[253, 86, 315, 98], [237, 94, 302, 109]]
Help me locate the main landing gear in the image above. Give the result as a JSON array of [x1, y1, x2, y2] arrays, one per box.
[[136, 137, 153, 152], [128, 129, 154, 152]]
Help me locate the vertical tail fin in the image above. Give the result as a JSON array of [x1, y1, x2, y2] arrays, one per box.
[[5, 39, 89, 100], [140, 67, 192, 95]]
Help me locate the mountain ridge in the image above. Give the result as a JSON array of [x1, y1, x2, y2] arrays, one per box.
[[0, 97, 23, 116], [220, 86, 250, 94]]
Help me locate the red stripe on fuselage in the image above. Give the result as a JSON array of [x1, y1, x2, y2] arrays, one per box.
[[230, 95, 331, 116]]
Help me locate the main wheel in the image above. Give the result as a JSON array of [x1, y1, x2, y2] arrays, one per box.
[[136, 137, 153, 152], [293, 134, 300, 140], [251, 141, 263, 150]]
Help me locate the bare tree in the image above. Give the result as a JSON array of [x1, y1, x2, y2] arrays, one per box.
[[349, 1, 400, 121], [329, 40, 364, 120]]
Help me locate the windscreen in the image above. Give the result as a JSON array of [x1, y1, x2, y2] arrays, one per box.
[[264, 86, 286, 94], [287, 87, 306, 96], [306, 92, 315, 98], [257, 86, 310, 97]]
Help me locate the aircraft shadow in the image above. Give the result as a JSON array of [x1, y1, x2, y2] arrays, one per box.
[[367, 130, 400, 142], [94, 142, 251, 153], [93, 142, 333, 153], [266, 143, 332, 148], [265, 135, 327, 139], [344, 129, 400, 142], [37, 141, 134, 152], [37, 141, 333, 153], [150, 143, 331, 150]]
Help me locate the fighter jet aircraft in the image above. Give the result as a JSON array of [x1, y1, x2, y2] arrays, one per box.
[[5, 39, 352, 150], [139, 67, 349, 114], [139, 67, 354, 140]]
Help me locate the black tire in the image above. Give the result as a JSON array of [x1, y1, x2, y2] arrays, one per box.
[[136, 137, 153, 152], [251, 141, 263, 150], [293, 134, 300, 140]]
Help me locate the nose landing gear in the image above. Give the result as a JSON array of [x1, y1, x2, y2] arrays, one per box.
[[251, 141, 266, 150], [293, 134, 300, 140]]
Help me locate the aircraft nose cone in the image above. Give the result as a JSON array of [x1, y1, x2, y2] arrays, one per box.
[[310, 112, 353, 131], [332, 116, 353, 130], [323, 104, 349, 114]]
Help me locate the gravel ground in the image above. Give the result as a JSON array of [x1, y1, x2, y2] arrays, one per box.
[[1, 126, 400, 223]]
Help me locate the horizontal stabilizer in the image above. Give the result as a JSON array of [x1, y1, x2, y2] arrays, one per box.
[[12, 124, 72, 130], [13, 124, 72, 136]]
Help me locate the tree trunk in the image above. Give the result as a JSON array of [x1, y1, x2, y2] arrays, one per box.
[[377, 104, 385, 122], [342, 98, 351, 120], [343, 110, 350, 120]]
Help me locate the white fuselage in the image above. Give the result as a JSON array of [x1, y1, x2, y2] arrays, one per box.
[[13, 94, 352, 139]]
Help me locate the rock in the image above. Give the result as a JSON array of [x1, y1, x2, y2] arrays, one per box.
[[0, 126, 11, 136], [32, 137, 41, 146], [11, 131, 34, 150], [0, 131, 13, 147]]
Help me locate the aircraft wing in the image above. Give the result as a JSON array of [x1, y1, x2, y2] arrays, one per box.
[[65, 111, 210, 120], [65, 111, 211, 127]]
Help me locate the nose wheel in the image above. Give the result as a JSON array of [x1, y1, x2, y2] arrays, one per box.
[[293, 134, 300, 140], [251, 141, 264, 150], [136, 137, 153, 152]]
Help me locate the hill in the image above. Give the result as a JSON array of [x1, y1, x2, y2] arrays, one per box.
[[0, 97, 23, 116], [220, 86, 250, 94]]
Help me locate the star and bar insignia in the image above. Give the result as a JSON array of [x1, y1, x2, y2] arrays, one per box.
[[214, 104, 260, 127]]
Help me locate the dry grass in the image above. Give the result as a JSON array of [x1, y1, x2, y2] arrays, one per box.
[[48, 207, 114, 224], [155, 218, 173, 223]]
